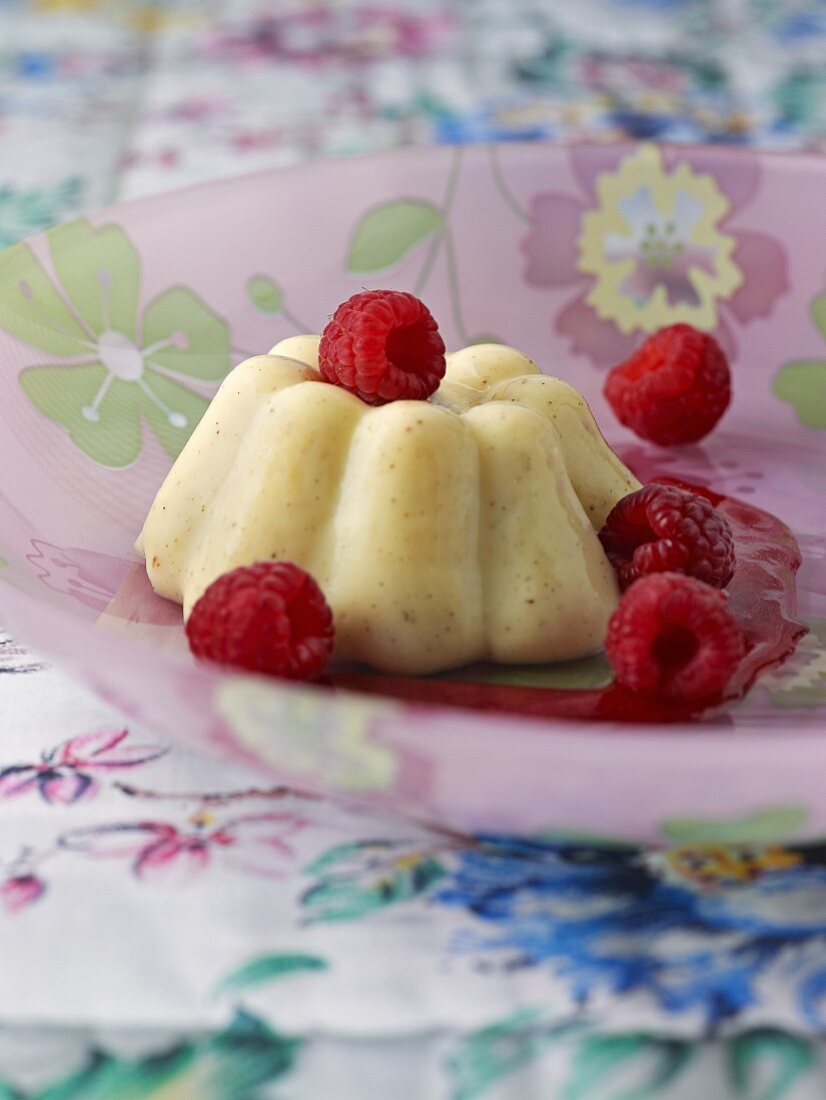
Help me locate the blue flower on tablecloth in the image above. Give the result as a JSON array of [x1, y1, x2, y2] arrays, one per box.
[[436, 838, 826, 1026], [14, 51, 57, 80], [303, 835, 826, 1028]]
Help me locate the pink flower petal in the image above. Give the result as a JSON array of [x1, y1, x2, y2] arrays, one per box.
[[59, 821, 176, 858], [673, 147, 760, 214], [555, 287, 639, 368], [712, 313, 738, 362], [87, 744, 168, 768], [569, 142, 630, 199], [103, 563, 186, 627], [725, 231, 789, 324], [136, 837, 210, 886], [521, 193, 587, 287], [26, 540, 123, 613], [59, 728, 128, 765], [60, 729, 167, 769], [1, 875, 45, 915], [221, 812, 307, 847], [0, 767, 39, 799], [40, 771, 95, 805], [65, 548, 130, 598], [210, 813, 307, 877]]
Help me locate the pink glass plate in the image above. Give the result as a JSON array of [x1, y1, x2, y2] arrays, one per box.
[[0, 141, 824, 845]]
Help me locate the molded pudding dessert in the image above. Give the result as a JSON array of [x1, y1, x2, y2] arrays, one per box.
[[138, 336, 640, 675]]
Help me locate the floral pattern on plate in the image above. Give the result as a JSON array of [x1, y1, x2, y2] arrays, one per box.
[[522, 142, 789, 365], [774, 286, 826, 429], [3, 219, 231, 467]]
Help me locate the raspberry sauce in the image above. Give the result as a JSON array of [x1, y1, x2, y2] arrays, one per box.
[[332, 480, 805, 724]]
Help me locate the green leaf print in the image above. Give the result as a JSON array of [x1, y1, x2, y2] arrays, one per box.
[[563, 1034, 692, 1100], [20, 362, 144, 469], [810, 290, 826, 341], [662, 806, 808, 846], [0, 241, 91, 357], [773, 288, 826, 429], [773, 360, 826, 429], [728, 1030, 816, 1100], [303, 840, 447, 922], [215, 951, 328, 996], [246, 275, 284, 314], [17, 1011, 299, 1099], [447, 1009, 573, 1100], [533, 827, 638, 850], [48, 220, 140, 340], [306, 840, 388, 876], [140, 286, 231, 380], [347, 200, 444, 273], [34, 1047, 191, 1100]]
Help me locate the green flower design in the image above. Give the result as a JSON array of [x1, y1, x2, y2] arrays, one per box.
[[0, 1010, 299, 1098], [303, 840, 447, 922], [1, 219, 230, 467], [773, 290, 826, 429]]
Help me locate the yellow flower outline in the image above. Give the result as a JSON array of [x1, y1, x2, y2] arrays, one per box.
[[578, 144, 743, 334]]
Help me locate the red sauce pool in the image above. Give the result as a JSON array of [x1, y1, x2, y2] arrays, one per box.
[[332, 480, 806, 723]]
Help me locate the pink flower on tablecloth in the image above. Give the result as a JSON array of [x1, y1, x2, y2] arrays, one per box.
[[0, 874, 45, 915], [0, 729, 166, 806], [58, 811, 306, 886], [521, 143, 788, 366], [26, 539, 129, 613], [577, 55, 689, 97], [203, 7, 453, 65], [165, 96, 228, 123]]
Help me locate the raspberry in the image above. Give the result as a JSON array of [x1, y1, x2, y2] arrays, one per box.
[[599, 484, 736, 591], [604, 324, 730, 445], [318, 289, 446, 405], [604, 573, 745, 702], [186, 562, 334, 680]]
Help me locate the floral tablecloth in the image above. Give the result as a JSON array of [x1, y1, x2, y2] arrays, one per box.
[[3, 1, 826, 1096]]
